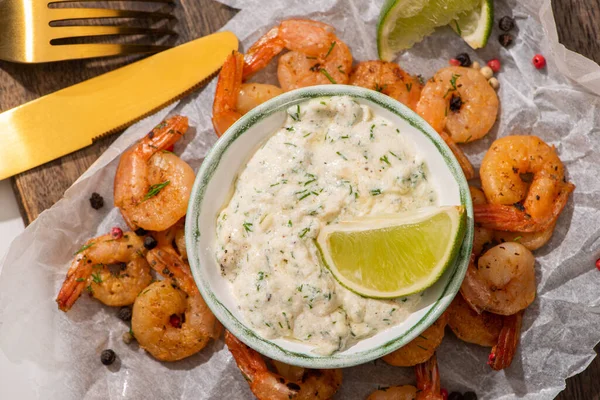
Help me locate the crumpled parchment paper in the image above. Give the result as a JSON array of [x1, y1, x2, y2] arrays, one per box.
[[1, 0, 599, 398]]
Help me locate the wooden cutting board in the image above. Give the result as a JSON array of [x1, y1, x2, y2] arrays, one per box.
[[1, 0, 598, 398]]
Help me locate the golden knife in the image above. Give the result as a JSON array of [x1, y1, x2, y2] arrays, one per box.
[[0, 31, 238, 180]]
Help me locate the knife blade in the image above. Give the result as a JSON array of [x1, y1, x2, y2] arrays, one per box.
[[0, 31, 238, 180]]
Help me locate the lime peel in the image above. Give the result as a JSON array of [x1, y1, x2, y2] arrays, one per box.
[[377, 0, 481, 61], [451, 0, 494, 49]]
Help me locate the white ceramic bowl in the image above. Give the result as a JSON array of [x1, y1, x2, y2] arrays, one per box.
[[186, 85, 473, 369]]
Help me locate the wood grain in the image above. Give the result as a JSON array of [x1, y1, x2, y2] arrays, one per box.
[[1, 0, 599, 398], [1, 0, 237, 221]]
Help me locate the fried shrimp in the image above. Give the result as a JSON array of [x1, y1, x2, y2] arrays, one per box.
[[242, 19, 352, 91], [114, 116, 195, 232], [212, 51, 283, 136], [417, 66, 499, 144], [474, 135, 575, 232], [382, 312, 448, 367], [369, 354, 443, 400], [448, 294, 523, 370], [225, 331, 343, 400], [447, 293, 503, 347], [132, 248, 221, 361], [461, 242, 536, 316], [349, 61, 423, 111], [154, 218, 187, 259], [56, 232, 151, 312]]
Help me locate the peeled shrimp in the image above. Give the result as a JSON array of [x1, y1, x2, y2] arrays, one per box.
[[447, 293, 503, 347], [243, 19, 352, 91], [212, 51, 283, 136], [368, 354, 443, 400], [447, 293, 523, 370], [349, 61, 423, 111], [470, 186, 555, 251], [225, 331, 342, 400], [114, 116, 195, 232], [494, 222, 556, 251], [460, 242, 536, 316], [132, 247, 221, 361], [382, 312, 448, 367], [417, 66, 498, 144], [56, 232, 151, 312], [474, 135, 575, 232], [154, 218, 187, 260]]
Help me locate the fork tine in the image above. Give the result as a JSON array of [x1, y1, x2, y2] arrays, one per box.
[[50, 26, 177, 40], [48, 8, 175, 23], [48, 43, 172, 62]]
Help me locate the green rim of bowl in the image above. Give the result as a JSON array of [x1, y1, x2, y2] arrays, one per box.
[[185, 84, 473, 369]]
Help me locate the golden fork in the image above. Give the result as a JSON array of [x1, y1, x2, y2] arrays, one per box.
[[0, 0, 177, 63]]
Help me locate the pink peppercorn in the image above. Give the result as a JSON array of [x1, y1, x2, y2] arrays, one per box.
[[170, 314, 182, 328], [441, 388, 449, 400], [487, 59, 501, 73], [111, 227, 123, 240], [449, 58, 461, 66], [533, 54, 546, 69], [596, 258, 600, 271]]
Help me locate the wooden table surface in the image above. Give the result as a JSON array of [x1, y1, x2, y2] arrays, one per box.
[[1, 0, 599, 398]]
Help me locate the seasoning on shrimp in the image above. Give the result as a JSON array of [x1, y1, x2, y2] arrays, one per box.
[[368, 354, 444, 400], [132, 247, 221, 361], [460, 241, 536, 316], [349, 61, 423, 112], [56, 232, 152, 312], [114, 115, 195, 232], [474, 135, 575, 232], [212, 51, 283, 136], [243, 19, 353, 91], [225, 331, 343, 400], [382, 312, 448, 367], [417, 66, 499, 144]]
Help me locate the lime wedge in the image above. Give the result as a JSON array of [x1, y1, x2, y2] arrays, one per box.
[[316, 206, 466, 299], [377, 0, 480, 61], [451, 0, 494, 49]]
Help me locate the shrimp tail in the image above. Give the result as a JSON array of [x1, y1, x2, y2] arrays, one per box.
[[212, 51, 245, 136], [415, 354, 443, 400], [439, 130, 475, 180], [139, 115, 189, 159], [56, 257, 92, 312], [243, 26, 286, 79], [225, 331, 266, 383], [146, 247, 196, 295], [474, 182, 575, 232], [488, 311, 523, 370]]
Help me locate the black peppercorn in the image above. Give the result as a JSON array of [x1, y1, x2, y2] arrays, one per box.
[[134, 227, 148, 236], [449, 94, 463, 112], [448, 392, 464, 400], [499, 16, 515, 31], [100, 349, 116, 366], [144, 236, 158, 250], [455, 53, 472, 67], [499, 33, 514, 48], [117, 306, 132, 322], [89, 193, 104, 210], [463, 392, 478, 400]]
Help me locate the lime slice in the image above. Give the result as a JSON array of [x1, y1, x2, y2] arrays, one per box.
[[451, 0, 494, 49], [377, 0, 480, 61], [316, 206, 466, 299]]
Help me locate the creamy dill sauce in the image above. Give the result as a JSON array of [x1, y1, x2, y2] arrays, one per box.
[[216, 96, 438, 355]]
